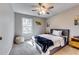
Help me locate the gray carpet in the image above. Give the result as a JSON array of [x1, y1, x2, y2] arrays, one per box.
[[9, 40, 40, 55]]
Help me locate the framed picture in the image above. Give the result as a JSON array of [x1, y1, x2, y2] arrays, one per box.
[[35, 21, 42, 25]]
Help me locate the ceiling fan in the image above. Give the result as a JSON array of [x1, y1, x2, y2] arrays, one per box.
[[32, 3, 54, 15]]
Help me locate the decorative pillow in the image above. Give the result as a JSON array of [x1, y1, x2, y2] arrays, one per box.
[[52, 30, 62, 36]]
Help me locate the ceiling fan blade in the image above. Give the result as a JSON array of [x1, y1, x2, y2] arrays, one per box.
[[32, 10, 36, 11], [42, 5, 46, 9], [48, 6, 54, 9], [46, 12, 50, 14], [39, 3, 42, 6]]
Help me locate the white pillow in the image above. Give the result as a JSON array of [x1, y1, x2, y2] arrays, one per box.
[[52, 30, 62, 36]]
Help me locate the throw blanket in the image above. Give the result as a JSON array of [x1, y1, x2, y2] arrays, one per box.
[[35, 36, 54, 53]]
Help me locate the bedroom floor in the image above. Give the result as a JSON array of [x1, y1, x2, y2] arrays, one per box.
[[9, 40, 40, 55], [9, 40, 79, 55], [54, 45, 79, 55]]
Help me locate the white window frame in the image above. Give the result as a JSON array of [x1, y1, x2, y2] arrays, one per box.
[[22, 17, 33, 34]]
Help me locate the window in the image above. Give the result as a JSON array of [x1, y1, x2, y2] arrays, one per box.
[[22, 18, 32, 34]]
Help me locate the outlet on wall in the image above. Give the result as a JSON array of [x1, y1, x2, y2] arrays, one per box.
[[0, 37, 2, 40]]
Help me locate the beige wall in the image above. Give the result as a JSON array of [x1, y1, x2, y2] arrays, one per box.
[[46, 5, 79, 37]]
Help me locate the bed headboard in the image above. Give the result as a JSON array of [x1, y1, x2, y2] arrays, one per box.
[[50, 29, 70, 44]]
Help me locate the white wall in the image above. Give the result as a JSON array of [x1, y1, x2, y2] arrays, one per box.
[[46, 5, 79, 37], [0, 4, 14, 54], [15, 13, 46, 40]]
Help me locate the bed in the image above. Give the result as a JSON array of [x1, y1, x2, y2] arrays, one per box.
[[32, 29, 70, 55]]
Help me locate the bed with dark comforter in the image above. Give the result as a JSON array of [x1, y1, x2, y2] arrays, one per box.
[[32, 29, 69, 55]]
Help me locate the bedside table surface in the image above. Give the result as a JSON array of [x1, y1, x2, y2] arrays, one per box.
[[69, 37, 79, 48], [71, 38, 79, 41]]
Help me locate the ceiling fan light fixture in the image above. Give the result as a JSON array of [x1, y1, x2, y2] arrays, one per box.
[[32, 3, 54, 15], [39, 10, 46, 15]]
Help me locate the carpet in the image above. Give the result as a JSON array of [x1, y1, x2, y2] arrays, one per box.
[[9, 40, 40, 55]]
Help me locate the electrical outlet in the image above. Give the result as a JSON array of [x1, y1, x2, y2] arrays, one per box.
[[0, 37, 2, 40]]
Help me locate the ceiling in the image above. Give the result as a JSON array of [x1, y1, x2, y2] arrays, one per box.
[[12, 3, 79, 18]]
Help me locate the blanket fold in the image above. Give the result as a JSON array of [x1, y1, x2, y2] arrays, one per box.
[[35, 36, 54, 53]]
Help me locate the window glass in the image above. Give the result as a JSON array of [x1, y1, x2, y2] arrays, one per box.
[[22, 18, 32, 34]]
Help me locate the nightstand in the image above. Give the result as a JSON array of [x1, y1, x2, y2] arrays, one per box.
[[69, 37, 79, 48]]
